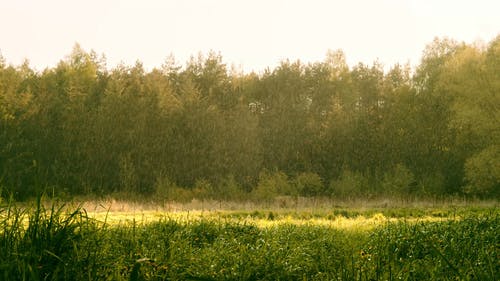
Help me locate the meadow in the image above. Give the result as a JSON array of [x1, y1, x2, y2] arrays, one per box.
[[0, 198, 498, 280]]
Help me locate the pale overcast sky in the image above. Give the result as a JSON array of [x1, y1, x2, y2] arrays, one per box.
[[0, 0, 499, 73]]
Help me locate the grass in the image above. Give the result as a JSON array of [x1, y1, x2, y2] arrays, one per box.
[[0, 197, 498, 280]]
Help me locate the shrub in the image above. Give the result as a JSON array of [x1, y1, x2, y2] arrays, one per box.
[[417, 172, 447, 196], [192, 179, 213, 199], [381, 164, 415, 196], [464, 145, 500, 197], [215, 175, 246, 201], [328, 169, 368, 198], [294, 172, 324, 197], [154, 176, 194, 202], [252, 171, 292, 202]]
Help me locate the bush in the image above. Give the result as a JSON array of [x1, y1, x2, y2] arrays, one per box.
[[192, 179, 213, 199], [417, 172, 447, 196], [252, 171, 292, 202], [381, 164, 415, 196], [154, 176, 194, 202], [328, 169, 368, 198], [294, 172, 324, 197], [464, 145, 500, 197], [156, 175, 248, 202], [214, 175, 246, 201]]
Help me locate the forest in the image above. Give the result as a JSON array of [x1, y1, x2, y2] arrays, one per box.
[[1, 36, 499, 201]]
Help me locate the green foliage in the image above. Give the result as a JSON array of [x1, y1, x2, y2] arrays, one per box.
[[154, 176, 194, 203], [365, 215, 499, 280], [381, 164, 415, 196], [464, 145, 500, 197], [192, 179, 214, 199], [213, 175, 247, 201], [119, 153, 139, 194], [0, 36, 499, 200], [417, 172, 447, 196], [252, 171, 292, 202], [0, 199, 104, 280], [328, 169, 368, 198], [294, 172, 324, 197]]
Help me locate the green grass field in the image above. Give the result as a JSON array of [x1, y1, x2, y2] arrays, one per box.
[[0, 198, 498, 280]]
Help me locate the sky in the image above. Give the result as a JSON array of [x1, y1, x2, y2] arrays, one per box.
[[0, 0, 499, 73]]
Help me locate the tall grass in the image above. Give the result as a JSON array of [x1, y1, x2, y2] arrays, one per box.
[[0, 198, 498, 280], [0, 197, 100, 280], [364, 214, 499, 280]]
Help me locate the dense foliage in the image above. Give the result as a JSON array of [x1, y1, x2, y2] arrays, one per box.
[[1, 36, 499, 200], [0, 202, 498, 280]]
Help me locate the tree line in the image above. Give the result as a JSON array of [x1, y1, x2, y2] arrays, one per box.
[[1, 36, 499, 200]]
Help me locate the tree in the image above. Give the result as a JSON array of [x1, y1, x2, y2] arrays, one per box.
[[0, 60, 37, 198], [256, 60, 313, 174]]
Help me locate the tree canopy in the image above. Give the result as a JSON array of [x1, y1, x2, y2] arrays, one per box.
[[1, 36, 499, 200]]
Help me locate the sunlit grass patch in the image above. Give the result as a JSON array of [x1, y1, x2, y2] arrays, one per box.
[[86, 208, 456, 231]]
